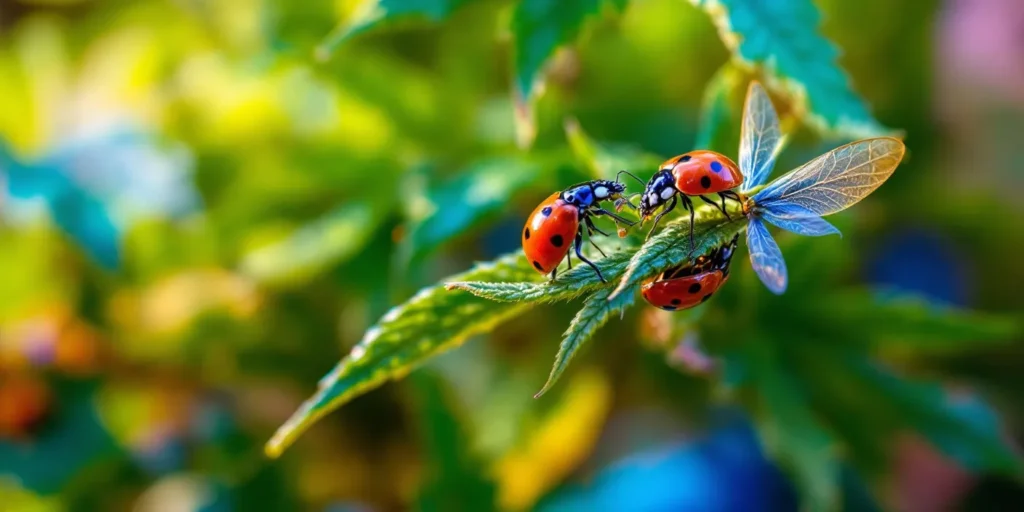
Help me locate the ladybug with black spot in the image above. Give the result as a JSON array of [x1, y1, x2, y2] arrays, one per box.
[[638, 151, 744, 246], [523, 173, 638, 283], [641, 234, 738, 311]]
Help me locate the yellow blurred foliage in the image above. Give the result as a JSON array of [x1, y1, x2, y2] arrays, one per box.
[[107, 269, 261, 360], [0, 479, 63, 512], [492, 368, 612, 511]]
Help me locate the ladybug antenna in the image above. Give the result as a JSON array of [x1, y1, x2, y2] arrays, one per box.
[[616, 170, 645, 186]]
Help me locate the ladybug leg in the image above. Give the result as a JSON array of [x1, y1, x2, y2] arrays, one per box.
[[699, 194, 731, 221], [574, 230, 606, 283], [681, 195, 696, 251], [614, 197, 638, 212], [593, 207, 635, 227], [721, 190, 742, 208], [645, 196, 677, 241], [584, 215, 610, 237], [565, 251, 573, 270]]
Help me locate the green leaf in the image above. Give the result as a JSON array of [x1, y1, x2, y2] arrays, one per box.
[[403, 156, 546, 263], [794, 343, 1022, 477], [609, 209, 748, 299], [817, 291, 1019, 354], [446, 244, 633, 304], [240, 200, 385, 286], [265, 252, 541, 458], [690, 0, 892, 138], [410, 371, 497, 512], [565, 118, 664, 180], [845, 357, 1022, 476], [317, 0, 472, 60], [512, 0, 621, 101], [745, 342, 839, 511], [694, 63, 746, 155], [535, 285, 635, 397]]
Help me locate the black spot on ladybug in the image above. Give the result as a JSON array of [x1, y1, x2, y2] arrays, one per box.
[[700, 176, 712, 189], [533, 261, 543, 271], [524, 228, 531, 239], [550, 234, 564, 247], [710, 161, 723, 173], [701, 293, 713, 303], [662, 305, 677, 311], [671, 299, 681, 305], [542, 206, 552, 216], [688, 283, 701, 294]]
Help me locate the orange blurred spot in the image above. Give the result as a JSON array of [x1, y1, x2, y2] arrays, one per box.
[[0, 373, 52, 439]]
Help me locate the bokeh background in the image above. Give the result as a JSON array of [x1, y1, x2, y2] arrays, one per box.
[[2, 0, 1023, 510]]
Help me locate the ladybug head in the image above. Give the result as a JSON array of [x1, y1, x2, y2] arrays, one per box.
[[639, 170, 675, 220]]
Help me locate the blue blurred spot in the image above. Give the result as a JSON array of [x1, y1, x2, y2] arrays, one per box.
[[711, 161, 723, 172], [864, 228, 971, 306], [539, 410, 798, 512], [480, 215, 527, 259]]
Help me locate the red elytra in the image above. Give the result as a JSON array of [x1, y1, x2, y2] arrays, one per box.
[[522, 192, 579, 274], [641, 234, 739, 311], [662, 150, 743, 195], [641, 270, 728, 311], [521, 178, 636, 283]]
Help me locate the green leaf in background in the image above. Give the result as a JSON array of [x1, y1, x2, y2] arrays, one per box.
[[743, 342, 839, 511], [403, 156, 545, 264], [265, 252, 541, 458], [844, 357, 1022, 476], [410, 371, 497, 512], [240, 200, 386, 286], [793, 343, 1022, 478], [817, 291, 1020, 354], [535, 285, 634, 397], [511, 0, 626, 147], [512, 0, 623, 101], [317, 0, 473, 60], [690, 0, 892, 139], [565, 118, 664, 180], [694, 63, 747, 155]]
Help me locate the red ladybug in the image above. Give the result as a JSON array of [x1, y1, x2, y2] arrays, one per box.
[[638, 150, 744, 246], [641, 235, 738, 311], [524, 175, 637, 283]]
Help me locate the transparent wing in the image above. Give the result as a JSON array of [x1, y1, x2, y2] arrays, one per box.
[[761, 211, 840, 238], [759, 202, 841, 237], [746, 218, 787, 295], [738, 81, 783, 192], [753, 137, 905, 216]]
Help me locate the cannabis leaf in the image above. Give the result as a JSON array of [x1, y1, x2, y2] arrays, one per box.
[[265, 252, 541, 458], [534, 285, 635, 397], [690, 0, 892, 138]]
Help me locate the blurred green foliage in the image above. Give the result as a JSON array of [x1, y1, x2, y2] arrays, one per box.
[[1, 0, 1023, 511]]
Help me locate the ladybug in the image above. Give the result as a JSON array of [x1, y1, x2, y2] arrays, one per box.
[[523, 175, 638, 283], [638, 150, 745, 246], [641, 235, 738, 311]]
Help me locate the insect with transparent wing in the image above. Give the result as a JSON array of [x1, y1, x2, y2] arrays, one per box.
[[735, 81, 906, 294]]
